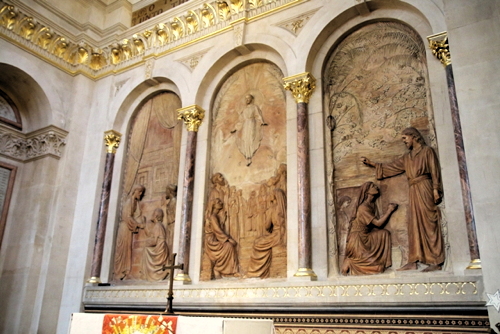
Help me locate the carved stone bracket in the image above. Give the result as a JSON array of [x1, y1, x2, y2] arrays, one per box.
[[0, 123, 68, 162], [177, 105, 205, 132], [104, 130, 121, 154], [283, 72, 316, 104], [428, 32, 451, 67]]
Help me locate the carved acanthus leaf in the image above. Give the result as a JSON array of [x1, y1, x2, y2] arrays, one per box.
[[275, 8, 319, 36], [176, 47, 211, 71]]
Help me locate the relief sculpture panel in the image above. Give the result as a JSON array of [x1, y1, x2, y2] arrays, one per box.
[[113, 91, 182, 282], [201, 62, 287, 280], [323, 22, 447, 275]]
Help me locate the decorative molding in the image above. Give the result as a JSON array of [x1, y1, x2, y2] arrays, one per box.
[[428, 31, 451, 67], [0, 123, 68, 161], [0, 0, 306, 79], [145, 58, 154, 79], [177, 105, 205, 132], [176, 47, 210, 71], [275, 8, 319, 36], [283, 72, 316, 104], [232, 21, 244, 47], [84, 279, 481, 305]]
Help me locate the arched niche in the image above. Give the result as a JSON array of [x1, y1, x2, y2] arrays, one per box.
[[112, 90, 182, 282], [200, 61, 288, 280], [322, 21, 446, 276], [0, 63, 53, 131]]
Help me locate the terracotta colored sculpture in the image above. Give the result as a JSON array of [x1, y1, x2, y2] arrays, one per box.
[[267, 163, 287, 193], [228, 186, 240, 240], [205, 198, 240, 279], [341, 182, 397, 275], [337, 195, 352, 258], [140, 208, 169, 281], [113, 185, 146, 280], [231, 94, 267, 166], [246, 190, 258, 232], [257, 184, 269, 237], [361, 127, 445, 272], [207, 173, 229, 222], [164, 184, 177, 247], [246, 189, 286, 278]]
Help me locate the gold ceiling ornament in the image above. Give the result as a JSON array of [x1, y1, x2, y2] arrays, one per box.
[[283, 72, 316, 104], [177, 105, 205, 132], [0, 0, 305, 77], [104, 130, 122, 154], [428, 32, 451, 67]]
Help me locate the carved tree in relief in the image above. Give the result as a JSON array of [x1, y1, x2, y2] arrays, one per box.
[[323, 22, 443, 275], [201, 62, 287, 280], [113, 91, 182, 282]]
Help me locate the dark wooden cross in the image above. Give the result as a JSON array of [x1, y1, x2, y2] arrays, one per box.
[[162, 253, 184, 314]]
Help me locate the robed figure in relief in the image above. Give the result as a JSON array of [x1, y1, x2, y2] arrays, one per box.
[[361, 127, 445, 272], [140, 208, 169, 281], [205, 198, 240, 279], [341, 182, 397, 275], [114, 185, 146, 280], [246, 189, 287, 278], [232, 94, 267, 166]]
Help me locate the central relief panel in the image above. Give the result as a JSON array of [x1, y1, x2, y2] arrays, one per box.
[[201, 62, 287, 280]]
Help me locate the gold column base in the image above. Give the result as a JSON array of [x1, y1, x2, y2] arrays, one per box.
[[466, 258, 482, 269], [293, 267, 317, 279], [87, 276, 102, 284], [174, 273, 192, 283]]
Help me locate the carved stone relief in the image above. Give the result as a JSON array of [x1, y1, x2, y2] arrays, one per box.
[[323, 22, 442, 275], [201, 62, 287, 280], [113, 91, 182, 282], [0, 124, 67, 161], [201, 168, 287, 280]]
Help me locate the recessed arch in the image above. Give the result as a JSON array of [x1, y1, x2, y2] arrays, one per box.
[[0, 63, 53, 132]]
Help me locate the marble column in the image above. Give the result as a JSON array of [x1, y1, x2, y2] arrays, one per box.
[[88, 130, 121, 283], [428, 32, 481, 269], [283, 72, 317, 279], [174, 105, 205, 283]]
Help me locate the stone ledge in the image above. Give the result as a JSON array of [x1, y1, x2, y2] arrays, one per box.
[[83, 275, 484, 309]]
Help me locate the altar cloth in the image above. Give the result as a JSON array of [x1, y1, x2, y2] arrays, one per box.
[[69, 313, 274, 334]]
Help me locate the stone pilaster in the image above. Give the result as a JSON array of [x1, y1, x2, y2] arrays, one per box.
[[283, 73, 317, 279], [88, 130, 121, 284], [428, 32, 481, 269], [175, 105, 205, 283]]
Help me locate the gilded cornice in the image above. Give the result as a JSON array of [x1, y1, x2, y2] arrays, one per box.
[[0, 0, 305, 79], [0, 123, 68, 161]]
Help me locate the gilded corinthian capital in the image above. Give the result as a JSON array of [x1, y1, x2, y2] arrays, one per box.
[[104, 130, 122, 154], [428, 32, 451, 67], [283, 72, 316, 104], [177, 105, 205, 132]]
